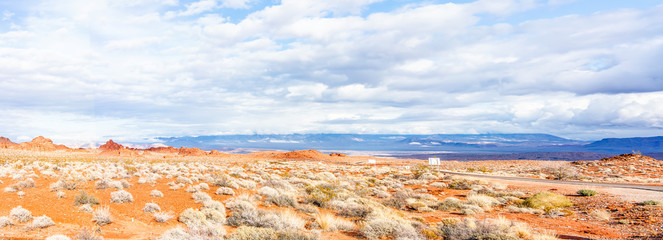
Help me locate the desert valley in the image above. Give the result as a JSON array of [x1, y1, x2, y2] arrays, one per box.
[[0, 136, 661, 240]]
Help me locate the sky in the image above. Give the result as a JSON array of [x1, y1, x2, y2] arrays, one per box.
[[0, 0, 662, 144]]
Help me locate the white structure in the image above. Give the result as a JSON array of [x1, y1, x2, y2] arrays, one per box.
[[428, 157, 440, 166], [367, 159, 376, 164]]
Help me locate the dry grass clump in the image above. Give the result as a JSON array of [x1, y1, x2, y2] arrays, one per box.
[[143, 202, 161, 213], [522, 192, 573, 210], [360, 218, 422, 240], [0, 216, 14, 227], [226, 226, 319, 240], [589, 209, 611, 221], [434, 197, 464, 211], [30, 215, 55, 228], [466, 194, 500, 210], [10, 206, 32, 222], [447, 177, 482, 190], [154, 211, 174, 223], [74, 190, 100, 205], [216, 187, 235, 195], [150, 189, 164, 197], [110, 190, 134, 203], [178, 206, 225, 227], [178, 208, 207, 226], [92, 206, 112, 226], [314, 213, 356, 232], [192, 192, 212, 203], [438, 217, 556, 240]]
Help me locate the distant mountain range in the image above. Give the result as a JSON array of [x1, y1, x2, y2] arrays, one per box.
[[155, 134, 663, 155]]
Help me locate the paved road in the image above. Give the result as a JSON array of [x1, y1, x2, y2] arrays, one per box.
[[438, 170, 663, 193]]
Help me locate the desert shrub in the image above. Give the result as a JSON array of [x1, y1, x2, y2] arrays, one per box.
[[176, 176, 193, 184], [429, 182, 448, 188], [158, 225, 226, 240], [382, 190, 411, 209], [157, 228, 191, 240], [266, 193, 298, 208], [227, 226, 276, 240], [505, 205, 544, 214], [256, 210, 306, 231], [12, 178, 36, 190], [439, 217, 530, 240], [642, 200, 660, 206], [151, 189, 164, 197], [154, 211, 174, 223], [0, 216, 13, 227], [202, 200, 226, 215], [45, 235, 71, 240], [216, 187, 235, 195], [466, 194, 500, 209], [226, 200, 260, 226], [202, 208, 226, 225], [305, 184, 339, 206], [31, 215, 55, 228], [143, 202, 161, 213], [92, 206, 112, 226], [435, 197, 463, 211], [74, 190, 100, 205], [198, 183, 210, 190], [412, 164, 432, 179], [447, 178, 479, 190], [361, 218, 422, 240], [577, 189, 597, 196], [192, 192, 212, 203], [296, 204, 319, 215], [178, 208, 207, 226], [589, 209, 611, 221], [338, 202, 373, 218], [95, 178, 111, 189], [119, 179, 131, 188], [10, 206, 32, 222], [50, 179, 78, 191], [79, 204, 93, 213], [546, 166, 580, 180], [276, 229, 320, 240], [522, 192, 573, 210], [76, 227, 103, 240], [460, 204, 484, 215], [110, 190, 134, 203], [315, 213, 356, 232]]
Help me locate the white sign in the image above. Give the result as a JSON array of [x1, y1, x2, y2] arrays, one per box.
[[367, 159, 376, 164], [428, 157, 440, 166]]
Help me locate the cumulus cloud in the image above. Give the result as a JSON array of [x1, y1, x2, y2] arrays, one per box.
[[0, 0, 661, 143]]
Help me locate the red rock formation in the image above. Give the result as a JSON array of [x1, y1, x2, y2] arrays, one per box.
[[147, 146, 179, 154], [273, 149, 328, 160], [99, 140, 124, 151], [0, 137, 17, 148], [17, 136, 69, 151], [178, 147, 208, 156], [209, 150, 229, 157]]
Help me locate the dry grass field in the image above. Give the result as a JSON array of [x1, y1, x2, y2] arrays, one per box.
[[0, 144, 662, 239]]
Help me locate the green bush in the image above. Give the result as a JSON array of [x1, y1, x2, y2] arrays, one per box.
[[642, 200, 660, 206], [576, 189, 597, 196], [522, 192, 572, 210], [305, 185, 337, 206]]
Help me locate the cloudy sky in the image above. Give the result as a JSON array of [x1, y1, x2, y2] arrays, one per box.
[[0, 0, 662, 144]]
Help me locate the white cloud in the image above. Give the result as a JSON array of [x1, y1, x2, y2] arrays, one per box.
[[0, 0, 661, 143]]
